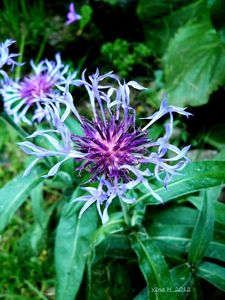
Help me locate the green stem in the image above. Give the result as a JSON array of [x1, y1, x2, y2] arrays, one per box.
[[15, 33, 26, 80], [1, 112, 28, 139], [24, 280, 49, 300], [20, 0, 29, 20], [86, 252, 93, 300], [120, 198, 131, 227], [35, 35, 47, 65]]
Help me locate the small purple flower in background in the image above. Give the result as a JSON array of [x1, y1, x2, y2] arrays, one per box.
[[19, 69, 191, 224], [1, 53, 74, 125], [0, 39, 21, 82], [65, 3, 81, 25]]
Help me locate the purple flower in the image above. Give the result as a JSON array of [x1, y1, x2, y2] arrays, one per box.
[[0, 39, 21, 82], [65, 3, 81, 25], [1, 53, 74, 125], [19, 69, 191, 224], [18, 123, 85, 177]]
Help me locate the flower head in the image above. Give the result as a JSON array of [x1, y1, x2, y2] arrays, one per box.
[[1, 53, 73, 125], [73, 115, 149, 182], [0, 39, 21, 82], [19, 69, 191, 223], [65, 3, 81, 25]]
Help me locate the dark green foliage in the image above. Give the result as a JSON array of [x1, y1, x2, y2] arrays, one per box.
[[101, 39, 151, 77], [0, 166, 45, 232], [137, 0, 206, 55], [208, 0, 225, 44], [164, 17, 225, 106], [188, 191, 215, 265], [131, 229, 176, 300]]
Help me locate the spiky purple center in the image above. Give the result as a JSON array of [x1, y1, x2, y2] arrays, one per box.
[[20, 74, 54, 104], [72, 116, 148, 182]]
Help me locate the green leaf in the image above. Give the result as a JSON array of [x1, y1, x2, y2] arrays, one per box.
[[164, 17, 225, 106], [55, 200, 98, 300], [150, 206, 197, 226], [86, 258, 134, 300], [208, 0, 225, 44], [157, 238, 225, 263], [0, 166, 45, 232], [94, 234, 132, 261], [197, 261, 225, 291], [149, 223, 192, 240], [90, 212, 129, 261], [86, 212, 128, 299], [137, 0, 189, 20], [189, 194, 225, 225], [133, 161, 225, 225], [31, 182, 47, 227], [30, 183, 56, 254], [206, 241, 225, 263], [62, 115, 83, 136], [49, 171, 73, 189], [170, 263, 192, 298], [214, 202, 225, 225], [80, 5, 93, 30], [133, 287, 148, 300], [188, 191, 215, 265], [29, 222, 48, 254], [86, 213, 128, 300], [148, 224, 191, 262], [188, 277, 202, 300], [148, 222, 225, 263], [131, 229, 177, 300], [137, 0, 205, 54], [92, 212, 125, 247]]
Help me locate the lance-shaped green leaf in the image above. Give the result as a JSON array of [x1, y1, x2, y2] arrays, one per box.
[[131, 229, 177, 300], [133, 287, 148, 300], [30, 183, 56, 254], [188, 191, 215, 265], [147, 221, 225, 263], [188, 277, 202, 300], [206, 241, 225, 263], [189, 195, 225, 225], [55, 200, 98, 300], [197, 262, 225, 291], [149, 206, 197, 226], [0, 166, 45, 232], [170, 263, 192, 298], [148, 224, 192, 262], [132, 161, 225, 225], [86, 212, 127, 300], [213, 201, 225, 225], [31, 182, 47, 228]]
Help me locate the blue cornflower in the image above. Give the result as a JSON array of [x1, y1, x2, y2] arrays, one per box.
[[19, 70, 191, 224], [1, 53, 75, 125], [65, 3, 81, 25], [0, 39, 21, 82]]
